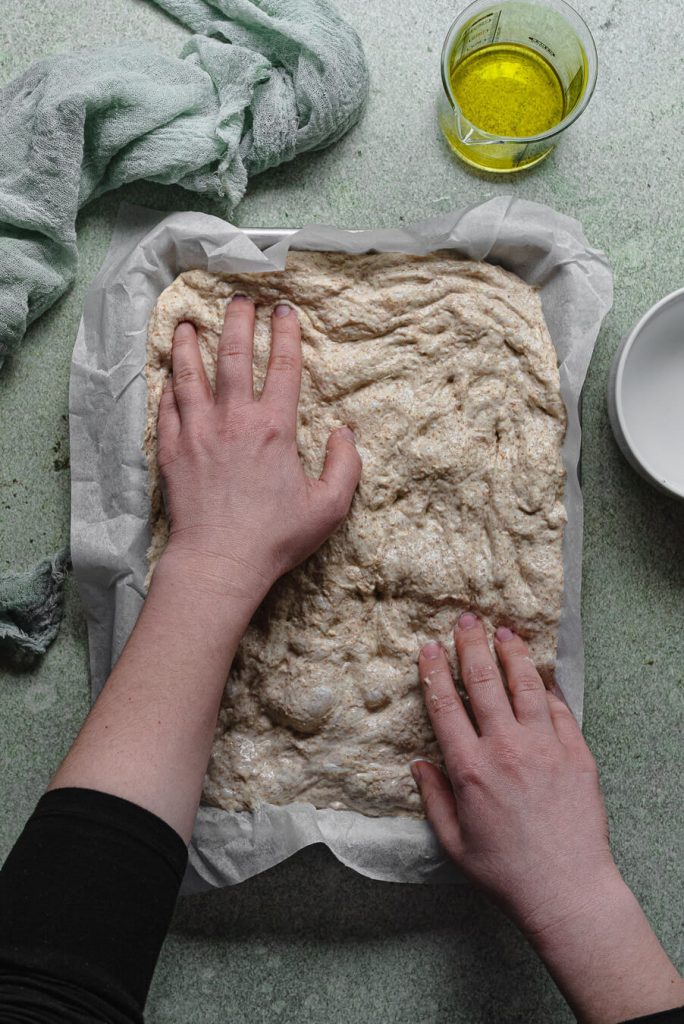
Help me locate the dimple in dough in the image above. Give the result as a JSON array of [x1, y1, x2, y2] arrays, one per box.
[[144, 251, 567, 818]]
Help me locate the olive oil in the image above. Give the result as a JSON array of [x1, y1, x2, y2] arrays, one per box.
[[451, 43, 565, 139], [439, 0, 596, 174]]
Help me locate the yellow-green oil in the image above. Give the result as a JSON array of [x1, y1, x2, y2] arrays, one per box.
[[445, 43, 566, 171]]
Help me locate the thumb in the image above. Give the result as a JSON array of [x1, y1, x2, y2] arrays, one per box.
[[411, 760, 464, 865], [315, 426, 362, 526], [157, 374, 181, 453]]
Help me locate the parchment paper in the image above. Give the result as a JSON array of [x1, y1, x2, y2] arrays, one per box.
[[70, 197, 613, 891]]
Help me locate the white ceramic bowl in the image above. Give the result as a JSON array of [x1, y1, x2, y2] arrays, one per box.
[[608, 288, 684, 499]]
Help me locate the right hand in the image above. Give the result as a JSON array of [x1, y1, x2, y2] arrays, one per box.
[[412, 614, 620, 940], [156, 296, 362, 604]]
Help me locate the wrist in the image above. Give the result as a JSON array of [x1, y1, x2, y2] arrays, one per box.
[[522, 866, 630, 959], [153, 541, 271, 619], [524, 870, 684, 1024]]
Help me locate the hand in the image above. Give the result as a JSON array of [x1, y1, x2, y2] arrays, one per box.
[[412, 614, 619, 939], [412, 616, 684, 1024], [156, 297, 362, 603]]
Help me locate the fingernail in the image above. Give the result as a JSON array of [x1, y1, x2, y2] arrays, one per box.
[[274, 303, 292, 317], [496, 626, 514, 642], [338, 426, 355, 442], [410, 758, 433, 784], [231, 293, 250, 302], [422, 641, 441, 660], [458, 612, 477, 630]]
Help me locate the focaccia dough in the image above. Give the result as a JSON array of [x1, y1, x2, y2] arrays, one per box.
[[145, 251, 567, 818]]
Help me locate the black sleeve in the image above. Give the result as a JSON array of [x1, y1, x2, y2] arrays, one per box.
[[622, 1009, 684, 1023], [0, 787, 188, 1024]]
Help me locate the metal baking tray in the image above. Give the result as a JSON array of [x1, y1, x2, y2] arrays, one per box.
[[243, 227, 297, 247]]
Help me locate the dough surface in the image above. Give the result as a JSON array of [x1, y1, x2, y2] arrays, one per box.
[[145, 251, 567, 818]]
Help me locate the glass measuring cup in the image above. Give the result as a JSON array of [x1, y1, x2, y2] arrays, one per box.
[[439, 0, 598, 172]]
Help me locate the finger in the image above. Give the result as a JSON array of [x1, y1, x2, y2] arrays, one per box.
[[454, 613, 516, 734], [411, 760, 463, 863], [260, 304, 302, 428], [314, 426, 362, 526], [157, 374, 181, 449], [215, 294, 255, 406], [494, 628, 555, 734], [419, 642, 478, 765], [547, 691, 584, 747], [171, 321, 213, 421]]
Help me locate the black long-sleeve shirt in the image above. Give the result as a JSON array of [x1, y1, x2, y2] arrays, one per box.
[[0, 788, 186, 1022], [0, 788, 681, 1023]]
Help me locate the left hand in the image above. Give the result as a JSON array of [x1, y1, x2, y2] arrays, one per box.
[[156, 297, 362, 603]]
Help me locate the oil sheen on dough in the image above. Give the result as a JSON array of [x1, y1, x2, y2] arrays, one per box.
[[145, 252, 567, 818]]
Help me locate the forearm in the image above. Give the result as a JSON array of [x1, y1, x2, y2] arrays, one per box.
[[528, 875, 684, 1024], [50, 548, 262, 842]]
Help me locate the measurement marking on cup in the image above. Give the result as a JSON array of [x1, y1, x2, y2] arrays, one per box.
[[529, 35, 557, 58], [463, 10, 501, 54]]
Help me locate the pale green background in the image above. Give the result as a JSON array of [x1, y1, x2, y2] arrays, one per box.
[[0, 2, 682, 1022]]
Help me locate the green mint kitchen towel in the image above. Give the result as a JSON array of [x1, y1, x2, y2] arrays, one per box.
[[0, 550, 70, 659], [0, 0, 368, 365], [0, 0, 368, 657]]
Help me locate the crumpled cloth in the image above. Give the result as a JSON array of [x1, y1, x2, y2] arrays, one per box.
[[0, 549, 70, 660], [0, 0, 369, 364]]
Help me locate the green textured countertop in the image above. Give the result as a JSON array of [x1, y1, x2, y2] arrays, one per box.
[[1, 2, 682, 1021]]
